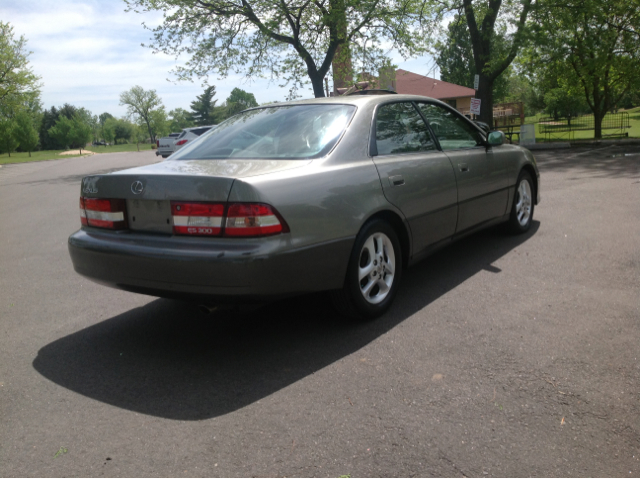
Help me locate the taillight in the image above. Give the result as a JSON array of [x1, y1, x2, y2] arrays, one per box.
[[156, 139, 159, 147], [175, 139, 188, 146], [171, 202, 224, 236], [81, 197, 127, 229], [224, 203, 288, 237], [79, 197, 88, 226]]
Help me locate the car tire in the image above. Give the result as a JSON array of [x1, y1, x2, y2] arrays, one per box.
[[330, 219, 402, 320], [507, 170, 535, 234]]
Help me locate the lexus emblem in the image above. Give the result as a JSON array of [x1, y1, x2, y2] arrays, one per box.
[[131, 181, 144, 194]]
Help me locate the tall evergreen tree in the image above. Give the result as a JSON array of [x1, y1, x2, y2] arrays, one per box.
[[189, 86, 218, 125]]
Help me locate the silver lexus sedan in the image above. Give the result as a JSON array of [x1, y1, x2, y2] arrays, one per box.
[[69, 93, 540, 319]]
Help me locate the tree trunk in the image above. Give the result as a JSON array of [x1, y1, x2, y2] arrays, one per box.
[[310, 72, 326, 98], [594, 110, 605, 139], [331, 1, 352, 95], [476, 74, 494, 127], [28, 151, 31, 157]]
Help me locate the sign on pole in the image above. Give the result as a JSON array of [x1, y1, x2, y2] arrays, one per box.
[[470, 98, 481, 116], [473, 74, 479, 90]]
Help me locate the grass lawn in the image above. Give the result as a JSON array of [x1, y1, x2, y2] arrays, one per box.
[[0, 143, 156, 165], [85, 143, 155, 154], [0, 150, 86, 165]]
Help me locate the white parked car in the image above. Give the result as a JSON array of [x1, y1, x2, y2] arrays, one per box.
[[173, 125, 216, 152], [156, 132, 181, 158]]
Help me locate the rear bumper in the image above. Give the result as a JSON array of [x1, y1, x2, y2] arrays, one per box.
[[68, 229, 353, 301]]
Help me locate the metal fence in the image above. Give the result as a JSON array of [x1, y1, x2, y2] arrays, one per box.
[[538, 112, 630, 141]]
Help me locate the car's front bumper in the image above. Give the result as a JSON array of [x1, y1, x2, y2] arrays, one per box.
[[68, 228, 353, 301]]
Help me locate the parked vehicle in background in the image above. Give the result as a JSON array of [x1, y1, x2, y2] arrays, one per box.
[[156, 132, 181, 158], [173, 126, 216, 153]]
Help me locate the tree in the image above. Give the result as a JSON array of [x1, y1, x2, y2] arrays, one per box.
[[124, 0, 432, 98], [168, 108, 194, 132], [0, 22, 41, 114], [225, 88, 259, 117], [429, 0, 536, 124], [48, 114, 92, 154], [39, 106, 60, 150], [14, 111, 39, 156], [531, 0, 640, 138], [0, 118, 19, 156], [119, 86, 164, 142], [103, 117, 117, 145], [130, 124, 147, 151], [148, 108, 170, 139], [435, 14, 512, 104], [98, 112, 114, 144], [114, 119, 134, 144], [189, 86, 218, 126]]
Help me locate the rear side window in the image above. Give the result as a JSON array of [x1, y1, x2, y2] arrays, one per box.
[[177, 131, 186, 139], [375, 102, 437, 155], [417, 103, 484, 150], [191, 127, 212, 136]]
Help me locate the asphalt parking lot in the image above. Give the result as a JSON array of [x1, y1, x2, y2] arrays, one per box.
[[0, 145, 638, 477]]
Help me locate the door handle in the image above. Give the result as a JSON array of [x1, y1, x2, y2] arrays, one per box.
[[458, 163, 469, 172], [388, 175, 405, 186]]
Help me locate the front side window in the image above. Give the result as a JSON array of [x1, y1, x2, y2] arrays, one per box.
[[172, 104, 355, 160], [417, 103, 484, 150], [375, 102, 437, 155]]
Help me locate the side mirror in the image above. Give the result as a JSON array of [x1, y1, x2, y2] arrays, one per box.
[[487, 131, 505, 146]]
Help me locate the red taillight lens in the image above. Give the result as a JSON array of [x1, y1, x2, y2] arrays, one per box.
[[81, 197, 127, 229], [156, 139, 159, 147], [224, 203, 288, 237], [175, 139, 188, 146], [171, 202, 224, 236]]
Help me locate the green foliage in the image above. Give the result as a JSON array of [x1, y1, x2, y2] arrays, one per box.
[[48, 114, 92, 153], [435, 15, 512, 102], [124, 0, 433, 98], [429, 0, 535, 123], [102, 117, 117, 145], [148, 108, 169, 139], [114, 119, 134, 144], [529, 0, 640, 137], [0, 22, 41, 115], [0, 118, 20, 156], [14, 111, 39, 156], [225, 88, 259, 117], [168, 107, 194, 131], [189, 86, 218, 126], [119, 85, 164, 141]]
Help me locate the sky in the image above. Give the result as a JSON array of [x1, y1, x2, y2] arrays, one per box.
[[3, 0, 440, 118]]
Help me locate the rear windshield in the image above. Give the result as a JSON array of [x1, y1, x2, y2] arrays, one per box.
[[172, 104, 356, 160]]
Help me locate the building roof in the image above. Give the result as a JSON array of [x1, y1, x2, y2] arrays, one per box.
[[395, 69, 476, 99]]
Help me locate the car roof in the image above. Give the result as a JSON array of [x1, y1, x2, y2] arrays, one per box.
[[258, 94, 446, 108]]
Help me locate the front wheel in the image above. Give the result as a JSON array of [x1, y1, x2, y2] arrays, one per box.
[[507, 171, 535, 234], [330, 219, 402, 320]]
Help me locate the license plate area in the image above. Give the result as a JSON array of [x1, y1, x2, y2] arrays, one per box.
[[126, 200, 173, 234]]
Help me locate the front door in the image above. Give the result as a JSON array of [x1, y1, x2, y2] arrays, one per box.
[[416, 102, 508, 233]]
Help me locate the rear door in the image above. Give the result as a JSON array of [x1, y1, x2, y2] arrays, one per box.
[[416, 102, 508, 234], [371, 101, 458, 255]]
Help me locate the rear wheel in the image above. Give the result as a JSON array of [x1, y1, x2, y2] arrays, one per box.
[[507, 171, 534, 234], [331, 219, 402, 320]]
